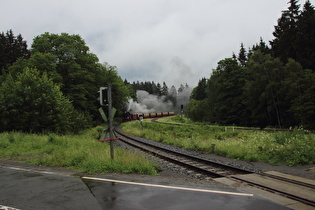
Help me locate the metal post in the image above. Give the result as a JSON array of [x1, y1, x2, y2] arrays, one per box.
[[107, 85, 114, 160]]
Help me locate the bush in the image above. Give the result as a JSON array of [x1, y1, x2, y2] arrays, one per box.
[[0, 68, 89, 134]]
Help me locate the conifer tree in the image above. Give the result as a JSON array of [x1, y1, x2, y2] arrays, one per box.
[[168, 85, 177, 106], [0, 30, 30, 72], [161, 82, 169, 96], [270, 0, 300, 62], [238, 43, 247, 67], [156, 83, 162, 96], [295, 0, 315, 71], [250, 37, 271, 56], [191, 78, 207, 100]]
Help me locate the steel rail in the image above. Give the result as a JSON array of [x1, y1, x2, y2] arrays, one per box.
[[114, 126, 315, 207], [230, 176, 315, 207], [114, 127, 252, 178], [261, 172, 315, 189]]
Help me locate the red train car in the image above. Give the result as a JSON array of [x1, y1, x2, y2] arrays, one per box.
[[122, 112, 175, 122]]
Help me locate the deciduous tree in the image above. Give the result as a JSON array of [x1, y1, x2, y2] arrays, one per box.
[[0, 68, 89, 133]]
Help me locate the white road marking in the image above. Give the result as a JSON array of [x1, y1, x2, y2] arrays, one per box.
[[0, 205, 20, 210], [1, 166, 68, 176], [82, 177, 253, 197]]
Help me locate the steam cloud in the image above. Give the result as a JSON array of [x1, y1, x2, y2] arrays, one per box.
[[126, 87, 192, 114], [126, 90, 174, 113]]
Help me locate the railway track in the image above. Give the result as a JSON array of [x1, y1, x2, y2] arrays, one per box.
[[114, 126, 315, 208], [114, 127, 252, 178]]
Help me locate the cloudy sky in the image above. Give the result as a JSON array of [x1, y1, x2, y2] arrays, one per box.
[[2, 0, 313, 88]]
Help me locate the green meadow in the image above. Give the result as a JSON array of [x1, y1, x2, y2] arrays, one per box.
[[121, 116, 315, 166], [0, 127, 157, 175]]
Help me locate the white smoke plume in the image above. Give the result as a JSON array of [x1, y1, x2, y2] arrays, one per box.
[[177, 87, 192, 111], [126, 90, 174, 113]]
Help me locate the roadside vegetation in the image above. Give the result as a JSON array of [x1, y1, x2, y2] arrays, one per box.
[[0, 127, 158, 175], [121, 116, 315, 166]]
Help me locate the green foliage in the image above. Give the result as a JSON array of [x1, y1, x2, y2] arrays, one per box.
[[0, 30, 30, 72], [122, 116, 315, 166], [237, 43, 247, 67], [197, 58, 248, 125], [186, 99, 209, 122], [244, 52, 286, 127], [289, 68, 315, 127], [270, 0, 315, 71], [29, 32, 129, 124], [0, 31, 131, 133], [31, 33, 100, 118], [271, 0, 301, 63], [0, 68, 89, 134], [0, 128, 158, 175], [190, 77, 207, 101], [295, 1, 315, 70], [189, 48, 315, 128], [7, 52, 62, 84], [101, 63, 130, 112]]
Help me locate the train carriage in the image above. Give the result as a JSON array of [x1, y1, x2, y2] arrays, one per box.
[[122, 112, 175, 122]]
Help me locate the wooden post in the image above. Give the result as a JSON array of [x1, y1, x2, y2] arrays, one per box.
[[211, 144, 215, 153]]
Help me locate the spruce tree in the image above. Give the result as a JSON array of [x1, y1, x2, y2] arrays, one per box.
[[191, 78, 207, 100], [161, 82, 169, 96], [156, 83, 162, 96], [238, 43, 247, 67], [270, 0, 300, 62], [0, 30, 30, 72], [251, 37, 271, 56], [295, 0, 315, 71]]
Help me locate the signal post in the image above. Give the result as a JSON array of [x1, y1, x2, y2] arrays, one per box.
[[98, 85, 116, 160]]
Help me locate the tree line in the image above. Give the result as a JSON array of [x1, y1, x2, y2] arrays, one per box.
[[0, 31, 130, 134], [187, 0, 315, 128]]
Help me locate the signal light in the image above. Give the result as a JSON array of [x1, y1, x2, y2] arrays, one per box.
[[99, 87, 108, 106]]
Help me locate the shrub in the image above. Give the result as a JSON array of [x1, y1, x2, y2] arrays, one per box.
[[0, 68, 88, 134]]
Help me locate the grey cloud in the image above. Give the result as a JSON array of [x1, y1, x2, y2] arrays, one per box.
[[3, 0, 312, 87]]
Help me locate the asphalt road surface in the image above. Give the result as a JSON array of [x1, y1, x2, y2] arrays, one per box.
[[0, 166, 101, 210], [0, 166, 290, 210]]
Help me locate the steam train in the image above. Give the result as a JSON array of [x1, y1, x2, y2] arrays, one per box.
[[122, 112, 175, 122]]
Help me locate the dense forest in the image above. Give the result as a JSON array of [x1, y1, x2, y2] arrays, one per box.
[[187, 0, 315, 128]]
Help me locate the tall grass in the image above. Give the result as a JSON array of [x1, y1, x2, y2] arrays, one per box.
[[121, 117, 315, 166], [0, 127, 157, 175]]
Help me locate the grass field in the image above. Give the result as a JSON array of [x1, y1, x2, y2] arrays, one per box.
[[0, 127, 158, 175], [121, 115, 315, 166]]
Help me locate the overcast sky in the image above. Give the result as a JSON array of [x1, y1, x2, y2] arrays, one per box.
[[2, 0, 313, 88]]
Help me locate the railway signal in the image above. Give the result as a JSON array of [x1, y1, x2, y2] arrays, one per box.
[[98, 85, 116, 160], [99, 87, 108, 106], [180, 104, 184, 119]]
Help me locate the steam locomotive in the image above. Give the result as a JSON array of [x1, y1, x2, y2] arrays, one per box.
[[122, 112, 175, 122]]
